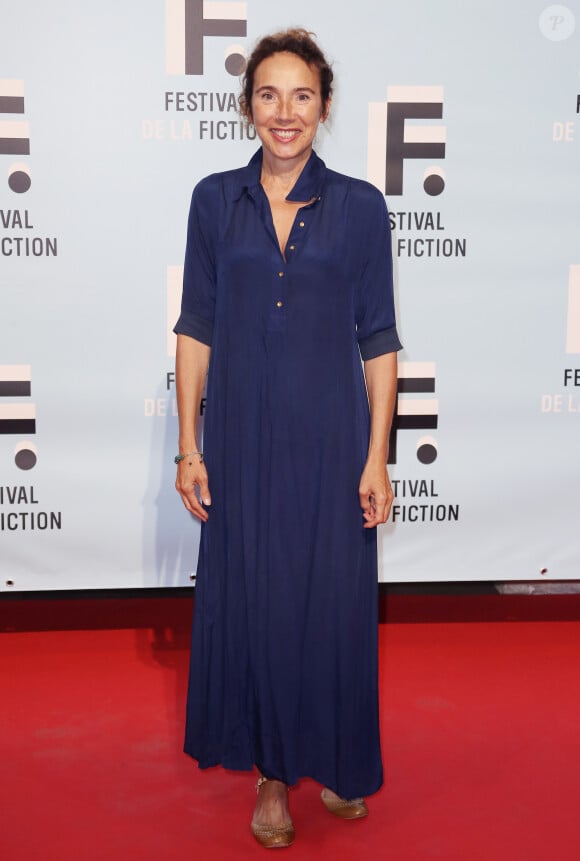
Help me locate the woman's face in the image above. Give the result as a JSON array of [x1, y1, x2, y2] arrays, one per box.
[[250, 51, 329, 167]]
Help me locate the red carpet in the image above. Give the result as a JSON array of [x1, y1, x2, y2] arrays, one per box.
[[2, 596, 580, 860]]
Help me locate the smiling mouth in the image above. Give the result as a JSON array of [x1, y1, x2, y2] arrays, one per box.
[[270, 128, 301, 141]]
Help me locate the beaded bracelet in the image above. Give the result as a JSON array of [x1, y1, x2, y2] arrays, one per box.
[[174, 451, 204, 464]]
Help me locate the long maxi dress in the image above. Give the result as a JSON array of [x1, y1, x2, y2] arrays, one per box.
[[174, 148, 402, 800]]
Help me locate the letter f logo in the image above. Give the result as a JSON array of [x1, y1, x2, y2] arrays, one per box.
[[368, 86, 446, 196]]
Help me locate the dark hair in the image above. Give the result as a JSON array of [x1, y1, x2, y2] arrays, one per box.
[[239, 28, 333, 122]]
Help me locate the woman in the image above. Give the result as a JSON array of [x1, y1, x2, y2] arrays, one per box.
[[174, 28, 401, 849]]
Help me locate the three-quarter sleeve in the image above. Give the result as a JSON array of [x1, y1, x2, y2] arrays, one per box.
[[173, 177, 218, 346], [354, 186, 402, 360]]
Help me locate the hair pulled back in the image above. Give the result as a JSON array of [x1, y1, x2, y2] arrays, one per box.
[[239, 28, 333, 122]]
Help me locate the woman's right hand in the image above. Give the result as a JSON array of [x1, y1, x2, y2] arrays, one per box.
[[175, 457, 211, 522]]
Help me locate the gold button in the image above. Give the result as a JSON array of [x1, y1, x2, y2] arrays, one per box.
[[278, 271, 284, 277], [276, 300, 283, 308], [289, 245, 295, 251], [299, 221, 305, 227]]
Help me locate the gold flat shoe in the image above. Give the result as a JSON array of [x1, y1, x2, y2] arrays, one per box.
[[250, 822, 295, 849], [251, 775, 294, 848], [321, 790, 368, 820]]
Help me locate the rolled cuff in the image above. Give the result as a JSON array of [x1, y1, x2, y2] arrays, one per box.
[[358, 325, 402, 361], [173, 309, 213, 347]]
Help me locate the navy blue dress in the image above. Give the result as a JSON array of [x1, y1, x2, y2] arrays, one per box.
[[175, 148, 401, 799]]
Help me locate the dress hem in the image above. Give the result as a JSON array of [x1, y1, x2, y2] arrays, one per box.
[[184, 749, 384, 799]]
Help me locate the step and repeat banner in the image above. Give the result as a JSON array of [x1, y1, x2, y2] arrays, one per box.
[[1, 1, 579, 590]]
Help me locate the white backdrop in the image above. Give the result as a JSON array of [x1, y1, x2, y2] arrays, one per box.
[[1, 1, 579, 590]]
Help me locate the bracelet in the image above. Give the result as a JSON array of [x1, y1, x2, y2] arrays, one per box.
[[174, 451, 203, 464]]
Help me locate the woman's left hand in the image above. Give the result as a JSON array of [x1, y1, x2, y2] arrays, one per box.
[[359, 459, 394, 529]]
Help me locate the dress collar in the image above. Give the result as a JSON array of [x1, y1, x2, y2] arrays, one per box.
[[228, 147, 326, 202]]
